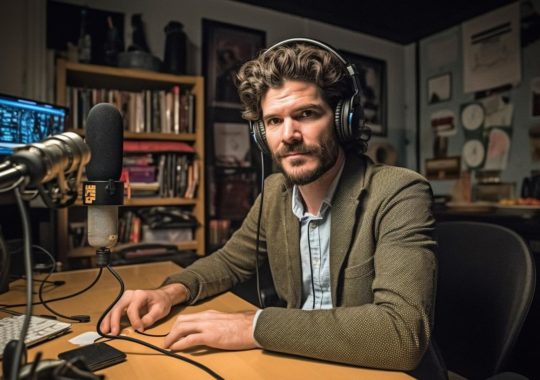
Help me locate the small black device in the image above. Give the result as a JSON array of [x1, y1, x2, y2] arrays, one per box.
[[58, 342, 126, 371], [248, 37, 370, 155]]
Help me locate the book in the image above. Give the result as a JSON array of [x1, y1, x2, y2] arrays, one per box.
[[123, 140, 195, 153]]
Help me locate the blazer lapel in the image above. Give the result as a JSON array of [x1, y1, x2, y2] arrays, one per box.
[[281, 186, 302, 308], [330, 153, 368, 305]]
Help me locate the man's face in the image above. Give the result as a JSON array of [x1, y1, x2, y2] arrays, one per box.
[[261, 80, 340, 186]]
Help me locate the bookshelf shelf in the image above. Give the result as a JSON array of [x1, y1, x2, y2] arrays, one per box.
[[123, 197, 198, 207], [68, 129, 197, 142], [74, 198, 197, 207], [55, 59, 205, 266]]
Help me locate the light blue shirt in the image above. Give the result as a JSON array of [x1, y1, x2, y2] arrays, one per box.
[[253, 162, 344, 344], [291, 162, 344, 310]]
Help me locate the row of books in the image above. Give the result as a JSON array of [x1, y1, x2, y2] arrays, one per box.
[[124, 153, 200, 199], [68, 206, 197, 252], [119, 208, 197, 245], [66, 85, 196, 134]]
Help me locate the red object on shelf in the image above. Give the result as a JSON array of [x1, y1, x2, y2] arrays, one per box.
[[123, 140, 195, 153]]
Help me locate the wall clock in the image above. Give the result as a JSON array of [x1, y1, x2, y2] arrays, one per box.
[[462, 139, 485, 168], [461, 103, 485, 131]]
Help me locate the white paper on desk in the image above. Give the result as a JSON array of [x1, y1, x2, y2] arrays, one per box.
[[68, 331, 101, 346]]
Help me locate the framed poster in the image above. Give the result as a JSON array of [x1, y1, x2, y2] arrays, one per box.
[[202, 19, 266, 109], [213, 122, 252, 167], [340, 50, 387, 136]]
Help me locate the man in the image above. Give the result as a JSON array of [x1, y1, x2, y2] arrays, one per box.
[[101, 39, 443, 377]]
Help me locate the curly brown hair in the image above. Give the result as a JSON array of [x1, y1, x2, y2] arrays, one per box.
[[236, 42, 353, 121]]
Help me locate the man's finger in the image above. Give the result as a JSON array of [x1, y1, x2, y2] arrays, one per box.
[[100, 312, 111, 333], [107, 297, 131, 335], [141, 307, 165, 328], [168, 333, 208, 351], [163, 321, 203, 348], [126, 297, 146, 331]]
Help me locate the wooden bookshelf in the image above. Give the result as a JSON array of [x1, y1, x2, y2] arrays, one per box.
[[55, 59, 205, 265]]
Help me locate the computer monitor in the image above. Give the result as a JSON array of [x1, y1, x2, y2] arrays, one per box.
[[0, 93, 68, 155]]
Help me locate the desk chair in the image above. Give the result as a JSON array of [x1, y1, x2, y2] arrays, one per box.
[[434, 221, 535, 380]]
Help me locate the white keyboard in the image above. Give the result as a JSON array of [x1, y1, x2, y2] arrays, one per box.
[[0, 315, 71, 358]]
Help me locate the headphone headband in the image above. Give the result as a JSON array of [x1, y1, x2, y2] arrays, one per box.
[[249, 37, 369, 155], [263, 38, 361, 102]]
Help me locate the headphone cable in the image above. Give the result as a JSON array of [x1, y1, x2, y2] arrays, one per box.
[[255, 151, 266, 308]]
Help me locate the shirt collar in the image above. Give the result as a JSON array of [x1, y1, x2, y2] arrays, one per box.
[[291, 160, 345, 219]]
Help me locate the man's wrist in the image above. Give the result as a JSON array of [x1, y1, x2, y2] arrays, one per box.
[[252, 309, 263, 348], [159, 283, 190, 306]]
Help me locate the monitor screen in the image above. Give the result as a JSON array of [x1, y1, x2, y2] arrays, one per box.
[[0, 93, 68, 155]]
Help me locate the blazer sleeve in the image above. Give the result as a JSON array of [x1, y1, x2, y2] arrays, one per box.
[[254, 175, 437, 371], [161, 194, 263, 303]]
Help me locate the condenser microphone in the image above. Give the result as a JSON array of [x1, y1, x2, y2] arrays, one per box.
[[83, 103, 124, 249], [0, 132, 90, 205]]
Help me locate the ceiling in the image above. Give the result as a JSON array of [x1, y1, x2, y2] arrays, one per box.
[[233, 0, 515, 44]]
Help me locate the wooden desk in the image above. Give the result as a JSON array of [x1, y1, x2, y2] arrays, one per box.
[[0, 262, 411, 379]]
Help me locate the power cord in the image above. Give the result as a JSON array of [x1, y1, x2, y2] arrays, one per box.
[[0, 268, 103, 310], [34, 245, 91, 323], [94, 248, 224, 380]]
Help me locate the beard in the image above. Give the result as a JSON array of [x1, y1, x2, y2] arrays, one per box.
[[273, 133, 339, 186]]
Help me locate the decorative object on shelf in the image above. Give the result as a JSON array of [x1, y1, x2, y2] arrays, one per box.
[[427, 73, 452, 104], [163, 21, 187, 75], [339, 50, 387, 136], [104, 16, 123, 66], [202, 19, 266, 109], [129, 13, 150, 53], [78, 8, 92, 63], [118, 14, 161, 71], [47, 2, 125, 66]]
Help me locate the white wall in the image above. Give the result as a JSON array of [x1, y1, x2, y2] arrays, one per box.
[[0, 0, 414, 167], [418, 1, 540, 197]]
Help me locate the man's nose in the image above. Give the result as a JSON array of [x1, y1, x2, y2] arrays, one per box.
[[282, 118, 301, 143]]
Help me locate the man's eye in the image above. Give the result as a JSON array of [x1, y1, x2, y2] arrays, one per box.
[[300, 110, 314, 118], [266, 118, 281, 126]]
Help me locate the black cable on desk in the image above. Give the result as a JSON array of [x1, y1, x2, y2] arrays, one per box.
[[34, 245, 91, 323], [0, 268, 103, 309], [96, 259, 224, 380]]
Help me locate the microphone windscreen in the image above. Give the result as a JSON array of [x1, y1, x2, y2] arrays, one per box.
[[85, 103, 124, 181]]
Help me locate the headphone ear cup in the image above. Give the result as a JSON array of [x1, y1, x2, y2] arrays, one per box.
[[334, 99, 351, 144], [251, 120, 271, 155]]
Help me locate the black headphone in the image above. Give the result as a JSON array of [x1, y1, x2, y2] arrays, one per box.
[[249, 37, 369, 155]]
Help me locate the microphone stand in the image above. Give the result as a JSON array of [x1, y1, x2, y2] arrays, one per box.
[[5, 188, 33, 380]]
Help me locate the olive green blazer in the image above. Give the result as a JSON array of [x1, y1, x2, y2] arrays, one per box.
[[164, 152, 440, 374]]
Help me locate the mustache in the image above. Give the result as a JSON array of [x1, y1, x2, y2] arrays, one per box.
[[275, 143, 318, 159]]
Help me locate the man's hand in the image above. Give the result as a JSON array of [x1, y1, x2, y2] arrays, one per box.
[[100, 283, 189, 335], [163, 310, 259, 351]]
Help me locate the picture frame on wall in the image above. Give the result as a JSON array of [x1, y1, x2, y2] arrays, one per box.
[[202, 19, 266, 109], [427, 73, 452, 104], [213, 122, 252, 167], [340, 50, 387, 136]]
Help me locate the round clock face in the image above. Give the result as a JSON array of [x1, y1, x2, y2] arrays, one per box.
[[461, 103, 485, 131], [463, 139, 485, 168]]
